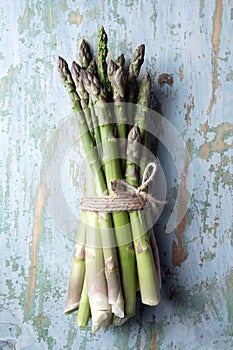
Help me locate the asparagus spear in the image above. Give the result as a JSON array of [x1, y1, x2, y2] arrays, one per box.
[[135, 72, 152, 179], [135, 72, 162, 290], [58, 56, 82, 111], [146, 214, 162, 290], [82, 69, 137, 318], [125, 124, 160, 306], [76, 171, 91, 327], [96, 26, 112, 100], [78, 39, 92, 69]]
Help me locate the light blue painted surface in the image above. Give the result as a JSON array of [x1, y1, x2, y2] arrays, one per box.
[[0, 1, 232, 349]]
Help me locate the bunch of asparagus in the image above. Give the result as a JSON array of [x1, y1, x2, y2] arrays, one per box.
[[58, 26, 161, 332]]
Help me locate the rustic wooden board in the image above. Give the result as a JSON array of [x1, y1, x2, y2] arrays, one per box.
[[0, 0, 232, 349]]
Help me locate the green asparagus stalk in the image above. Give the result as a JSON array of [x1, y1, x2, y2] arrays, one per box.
[[135, 72, 152, 179], [78, 39, 92, 69], [125, 124, 160, 306], [76, 172, 91, 327], [82, 70, 137, 318], [97, 26, 112, 100], [76, 274, 91, 328], [135, 73, 162, 291], [147, 219, 162, 290]]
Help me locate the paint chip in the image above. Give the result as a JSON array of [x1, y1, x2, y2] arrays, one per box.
[[69, 9, 83, 26], [158, 73, 174, 86]]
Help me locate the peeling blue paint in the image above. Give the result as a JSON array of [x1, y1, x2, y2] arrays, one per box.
[[1, 0, 233, 349]]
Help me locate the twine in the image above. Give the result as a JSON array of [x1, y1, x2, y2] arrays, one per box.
[[80, 162, 166, 213]]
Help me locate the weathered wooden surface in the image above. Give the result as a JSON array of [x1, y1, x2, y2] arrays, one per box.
[[0, 1, 232, 349]]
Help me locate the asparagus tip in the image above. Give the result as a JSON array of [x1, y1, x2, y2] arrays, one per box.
[[57, 55, 68, 71], [107, 60, 117, 77], [72, 61, 82, 80], [79, 38, 86, 46], [115, 53, 125, 68], [99, 25, 106, 34], [129, 123, 141, 143]]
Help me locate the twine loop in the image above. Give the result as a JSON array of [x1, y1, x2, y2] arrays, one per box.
[[80, 161, 166, 213]]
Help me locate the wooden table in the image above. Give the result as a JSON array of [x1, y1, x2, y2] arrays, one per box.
[[1, 1, 232, 349]]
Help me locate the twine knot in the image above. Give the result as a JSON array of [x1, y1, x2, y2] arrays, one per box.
[[80, 161, 166, 213]]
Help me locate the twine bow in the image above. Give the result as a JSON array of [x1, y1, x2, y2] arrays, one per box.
[[80, 162, 166, 213]]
